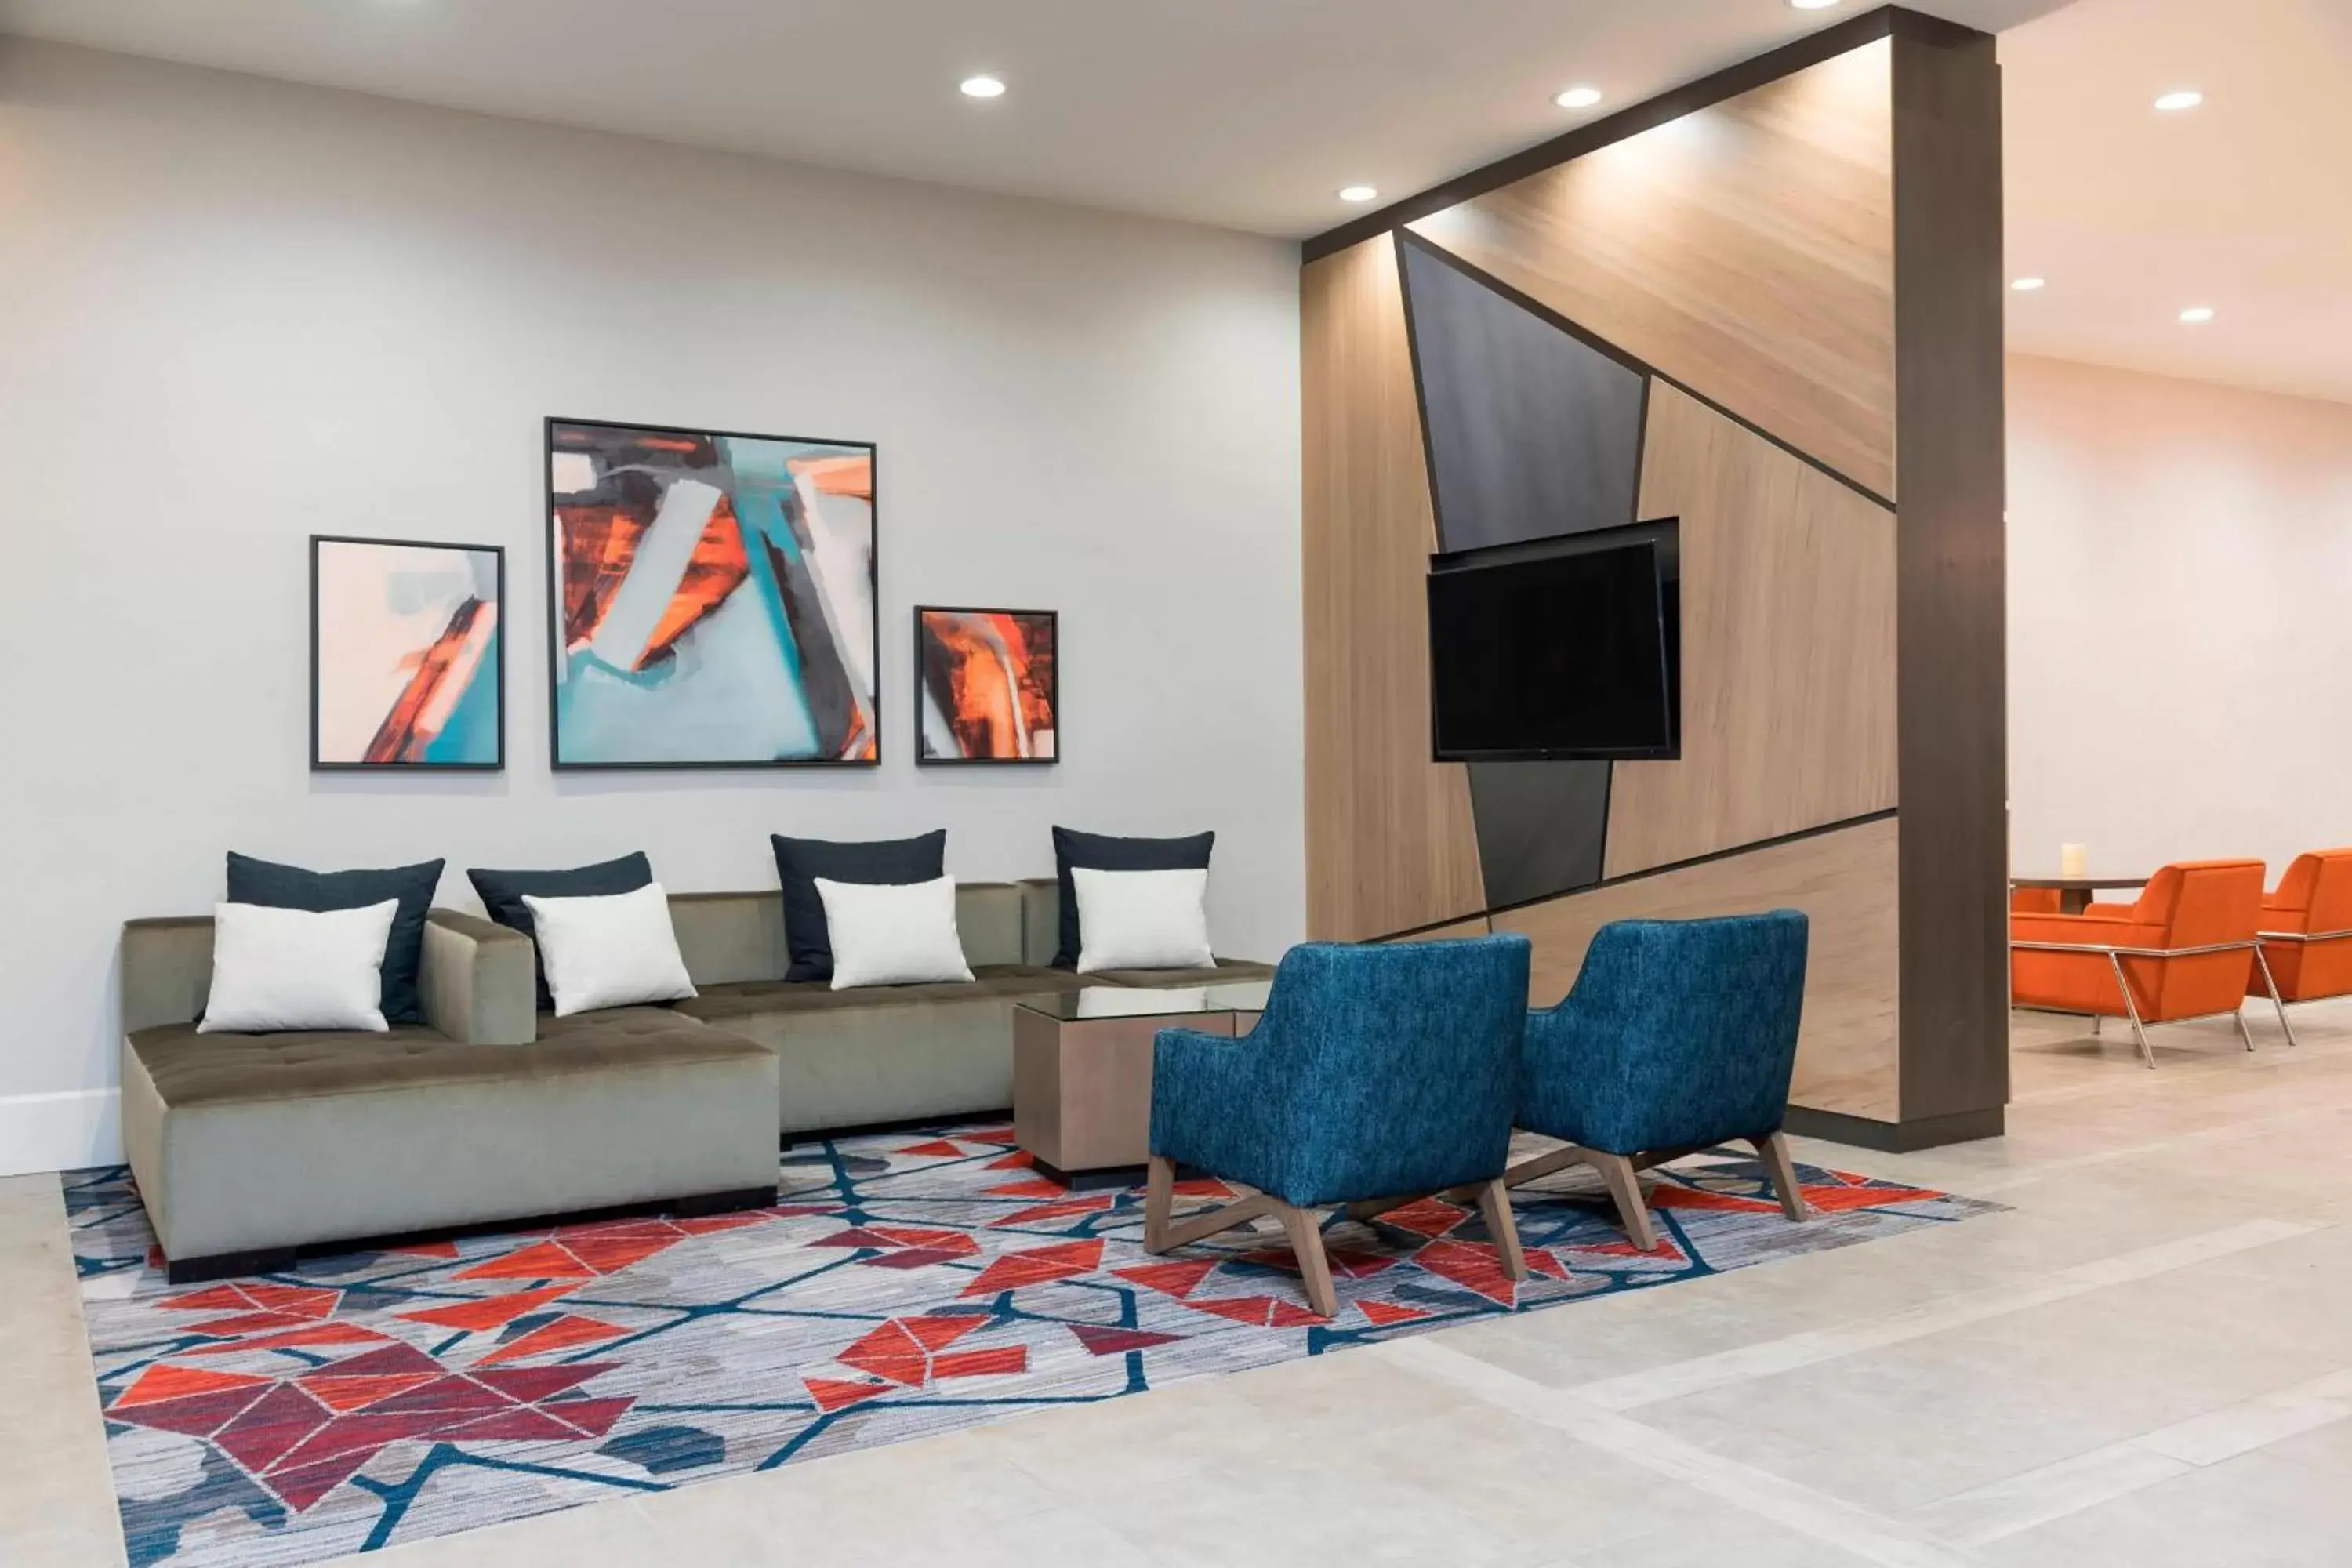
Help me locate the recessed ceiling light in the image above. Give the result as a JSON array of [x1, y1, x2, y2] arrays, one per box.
[[959, 75, 1006, 100], [2011, 277, 2046, 292], [2154, 89, 2203, 111], [1554, 85, 1603, 110], [2179, 305, 2216, 323], [1789, 0, 1842, 10], [1338, 185, 1379, 204]]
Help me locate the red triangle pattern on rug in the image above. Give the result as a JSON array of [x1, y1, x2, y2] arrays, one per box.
[[960, 1239, 1103, 1298], [67, 1125, 1985, 1562]]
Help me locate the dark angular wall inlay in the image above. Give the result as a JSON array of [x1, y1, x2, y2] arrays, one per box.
[[1398, 236, 1648, 554], [1468, 760, 1613, 911]]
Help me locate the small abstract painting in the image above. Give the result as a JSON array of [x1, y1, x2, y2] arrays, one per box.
[[546, 419, 878, 768], [311, 536, 503, 770], [916, 607, 1058, 764]]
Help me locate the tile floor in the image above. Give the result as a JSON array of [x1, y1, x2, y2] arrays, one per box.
[[6, 997, 2348, 1567]]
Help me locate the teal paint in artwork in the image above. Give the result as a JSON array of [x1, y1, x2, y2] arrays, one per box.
[[423, 624, 500, 764]]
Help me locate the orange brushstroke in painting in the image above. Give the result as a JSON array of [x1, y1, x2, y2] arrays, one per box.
[[789, 454, 872, 501], [557, 500, 750, 671], [930, 613, 1054, 760], [365, 598, 490, 764]]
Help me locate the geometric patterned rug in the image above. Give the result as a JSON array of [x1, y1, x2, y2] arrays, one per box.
[[64, 1123, 1997, 1566]]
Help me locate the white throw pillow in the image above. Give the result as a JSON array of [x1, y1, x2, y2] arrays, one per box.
[[523, 881, 699, 1018], [198, 899, 400, 1034], [816, 875, 975, 990], [1073, 866, 1214, 973]]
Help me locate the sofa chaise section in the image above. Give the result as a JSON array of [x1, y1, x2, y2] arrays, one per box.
[[120, 910, 779, 1281]]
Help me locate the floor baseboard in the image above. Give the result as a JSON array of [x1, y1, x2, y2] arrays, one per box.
[[0, 1088, 122, 1177]]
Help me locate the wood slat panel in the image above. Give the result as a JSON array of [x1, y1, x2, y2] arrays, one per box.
[[1302, 237, 1484, 942], [1406, 40, 1896, 500], [1381, 916, 1493, 944], [1604, 382, 1897, 880], [1493, 817, 1900, 1122]]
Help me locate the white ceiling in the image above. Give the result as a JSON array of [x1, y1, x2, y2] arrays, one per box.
[[2002, 0, 2352, 405], [7, 0, 2338, 406], [0, 0, 2058, 239]]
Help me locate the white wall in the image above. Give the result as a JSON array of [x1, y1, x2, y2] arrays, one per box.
[[2008, 353, 2352, 883], [0, 42, 1305, 1174]]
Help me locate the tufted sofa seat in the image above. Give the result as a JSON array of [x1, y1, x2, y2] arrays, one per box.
[[118, 915, 777, 1281]]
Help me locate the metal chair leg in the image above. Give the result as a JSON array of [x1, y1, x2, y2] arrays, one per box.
[[2254, 946, 2300, 1048], [2107, 949, 2156, 1069], [2232, 1009, 2257, 1053], [2092, 1014, 2103, 1036]]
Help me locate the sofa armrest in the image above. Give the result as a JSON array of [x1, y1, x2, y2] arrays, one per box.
[[121, 916, 216, 1033], [420, 909, 536, 1045]]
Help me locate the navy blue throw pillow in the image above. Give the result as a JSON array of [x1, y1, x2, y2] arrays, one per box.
[[771, 832, 947, 982], [223, 851, 445, 1026], [1051, 827, 1214, 970], [467, 852, 654, 1011]]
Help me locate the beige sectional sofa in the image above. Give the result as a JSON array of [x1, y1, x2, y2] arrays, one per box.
[[119, 877, 1269, 1281]]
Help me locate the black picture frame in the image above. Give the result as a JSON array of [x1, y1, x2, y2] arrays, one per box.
[[913, 604, 1061, 767], [310, 533, 506, 772], [543, 416, 881, 770]]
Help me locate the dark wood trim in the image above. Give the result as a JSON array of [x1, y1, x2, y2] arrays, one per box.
[[1783, 1103, 2004, 1153], [1889, 27, 2010, 1124], [161, 1185, 780, 1284], [1373, 808, 1899, 942], [1392, 229, 1897, 512], [1303, 7, 1982, 263]]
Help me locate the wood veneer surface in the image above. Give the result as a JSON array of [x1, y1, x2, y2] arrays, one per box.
[[1407, 40, 1896, 501], [1301, 237, 1484, 942], [1494, 816, 1900, 1121], [1605, 382, 1897, 880]]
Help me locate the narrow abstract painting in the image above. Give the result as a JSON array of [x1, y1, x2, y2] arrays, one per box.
[[311, 536, 504, 770], [916, 607, 1058, 764], [546, 419, 878, 768]]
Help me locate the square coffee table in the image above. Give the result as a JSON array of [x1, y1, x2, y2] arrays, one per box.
[[1012, 981, 1272, 1189]]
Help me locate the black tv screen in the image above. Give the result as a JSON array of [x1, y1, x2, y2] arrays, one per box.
[[1427, 527, 1679, 761]]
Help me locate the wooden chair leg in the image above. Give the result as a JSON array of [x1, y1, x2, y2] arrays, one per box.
[[1475, 1177, 1528, 1282], [1591, 1152, 1657, 1253], [1751, 1131, 1809, 1222], [1145, 1155, 1175, 1254], [1276, 1202, 1338, 1318]]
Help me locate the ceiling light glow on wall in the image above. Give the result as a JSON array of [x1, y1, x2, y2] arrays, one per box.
[[2154, 89, 2203, 111], [960, 75, 1007, 99], [1338, 185, 1379, 204], [1554, 85, 1602, 110], [2011, 278, 2045, 292], [2179, 306, 2216, 323], [1789, 0, 1842, 10]]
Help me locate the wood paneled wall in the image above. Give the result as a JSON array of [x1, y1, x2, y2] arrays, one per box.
[[1494, 818, 1899, 1120], [1605, 383, 1898, 878], [1301, 238, 1484, 942], [1407, 41, 1896, 500], [1302, 9, 2006, 1149]]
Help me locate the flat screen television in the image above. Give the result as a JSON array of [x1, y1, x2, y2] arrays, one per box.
[[1426, 520, 1680, 762]]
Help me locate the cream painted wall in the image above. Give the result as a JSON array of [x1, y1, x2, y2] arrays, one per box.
[[0, 42, 1305, 1174], [2008, 354, 2352, 885]]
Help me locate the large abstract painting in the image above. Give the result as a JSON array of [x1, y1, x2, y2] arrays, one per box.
[[916, 606, 1058, 764], [311, 536, 503, 770], [545, 419, 878, 768]]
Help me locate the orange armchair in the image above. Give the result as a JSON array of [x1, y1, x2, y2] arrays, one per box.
[[2011, 859, 2280, 1069], [2252, 849, 2352, 1032]]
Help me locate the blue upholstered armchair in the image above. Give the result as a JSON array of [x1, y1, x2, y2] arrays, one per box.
[[1145, 935, 1532, 1317], [1513, 912, 1810, 1252]]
